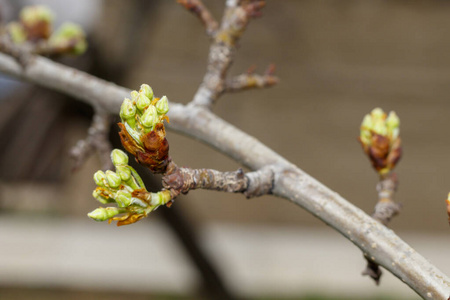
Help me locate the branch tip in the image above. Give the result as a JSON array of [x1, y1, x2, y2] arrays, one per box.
[[225, 65, 278, 93], [70, 112, 112, 171], [177, 0, 218, 36], [246, 64, 257, 74], [362, 258, 382, 285], [241, 0, 266, 18], [265, 63, 276, 75]]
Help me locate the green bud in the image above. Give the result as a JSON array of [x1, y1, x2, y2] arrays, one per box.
[[130, 90, 139, 101], [386, 111, 400, 130], [390, 128, 400, 141], [120, 98, 136, 128], [141, 105, 158, 130], [88, 207, 123, 222], [105, 170, 122, 189], [359, 129, 371, 146], [136, 93, 151, 112], [372, 120, 387, 136], [7, 22, 27, 44], [93, 170, 107, 187], [20, 5, 54, 27], [360, 114, 372, 130], [111, 149, 128, 166], [156, 96, 169, 115], [140, 84, 154, 100], [116, 190, 132, 208], [49, 22, 87, 55], [116, 165, 131, 182], [371, 108, 385, 121]]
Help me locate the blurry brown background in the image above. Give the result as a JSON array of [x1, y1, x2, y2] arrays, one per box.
[[0, 0, 449, 299]]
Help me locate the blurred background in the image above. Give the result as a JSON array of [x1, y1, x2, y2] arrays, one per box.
[[0, 0, 449, 299]]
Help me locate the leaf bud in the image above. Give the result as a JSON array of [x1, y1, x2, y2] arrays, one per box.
[[116, 190, 132, 208], [370, 108, 385, 121], [156, 96, 169, 115], [372, 119, 387, 136], [88, 207, 123, 222], [105, 170, 121, 189], [48, 22, 87, 55], [386, 111, 400, 140], [130, 90, 139, 101], [93, 170, 107, 187], [7, 22, 27, 44], [136, 93, 151, 112], [141, 105, 158, 130], [116, 165, 131, 182], [361, 114, 372, 130], [20, 5, 54, 27], [111, 149, 128, 166], [19, 5, 54, 40], [139, 84, 154, 100], [120, 98, 136, 127]]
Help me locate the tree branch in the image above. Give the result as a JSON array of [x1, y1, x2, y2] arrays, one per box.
[[225, 64, 278, 93], [162, 161, 273, 199], [372, 172, 401, 225], [70, 109, 113, 171], [190, 0, 266, 109], [362, 171, 402, 284], [0, 51, 448, 299]]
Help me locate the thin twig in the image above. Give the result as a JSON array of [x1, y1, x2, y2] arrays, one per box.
[[70, 109, 113, 171], [225, 64, 278, 92], [189, 0, 266, 109], [177, 0, 219, 37], [0, 49, 448, 299], [362, 171, 402, 284], [373, 172, 401, 225]]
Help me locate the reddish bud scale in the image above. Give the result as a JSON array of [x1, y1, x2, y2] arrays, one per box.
[[111, 212, 146, 226], [359, 134, 402, 173], [118, 123, 170, 173], [22, 20, 51, 41], [131, 189, 150, 203]]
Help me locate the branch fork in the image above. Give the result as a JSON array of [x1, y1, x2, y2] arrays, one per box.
[[180, 0, 277, 109]]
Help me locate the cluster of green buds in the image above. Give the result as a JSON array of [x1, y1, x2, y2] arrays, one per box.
[[359, 108, 402, 176], [118, 84, 170, 173], [47, 23, 87, 55], [6, 5, 87, 55], [88, 149, 172, 226]]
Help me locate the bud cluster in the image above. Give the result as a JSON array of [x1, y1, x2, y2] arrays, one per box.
[[359, 108, 402, 175], [6, 5, 87, 55], [88, 149, 171, 226], [118, 84, 170, 173]]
